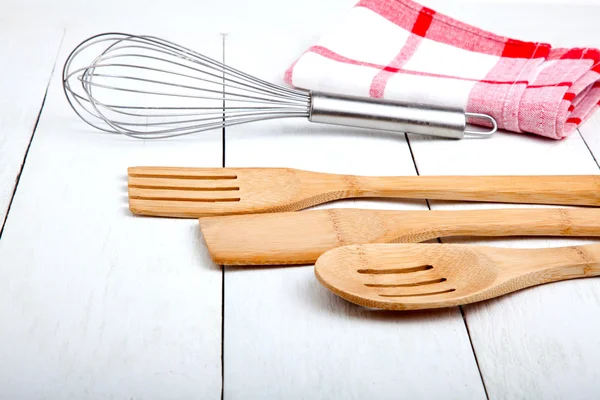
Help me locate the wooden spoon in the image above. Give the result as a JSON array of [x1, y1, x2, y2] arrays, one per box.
[[314, 243, 600, 310]]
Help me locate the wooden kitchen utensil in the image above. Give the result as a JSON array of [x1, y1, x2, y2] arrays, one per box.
[[128, 166, 600, 218], [199, 207, 600, 265], [314, 242, 600, 310]]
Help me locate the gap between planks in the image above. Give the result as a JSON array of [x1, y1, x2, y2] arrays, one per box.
[[578, 129, 600, 169], [0, 29, 66, 239], [404, 132, 490, 399], [220, 31, 227, 400]]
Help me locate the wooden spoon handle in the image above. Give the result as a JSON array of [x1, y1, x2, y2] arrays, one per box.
[[381, 207, 600, 242], [493, 243, 600, 282], [354, 175, 600, 206]]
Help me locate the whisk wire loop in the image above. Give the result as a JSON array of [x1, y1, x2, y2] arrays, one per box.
[[63, 32, 311, 138]]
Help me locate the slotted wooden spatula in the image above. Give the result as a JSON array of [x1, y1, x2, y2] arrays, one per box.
[[199, 207, 600, 265], [314, 242, 600, 310], [128, 167, 600, 217]]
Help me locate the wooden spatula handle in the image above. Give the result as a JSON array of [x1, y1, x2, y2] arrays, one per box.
[[355, 175, 600, 206], [380, 207, 600, 243]]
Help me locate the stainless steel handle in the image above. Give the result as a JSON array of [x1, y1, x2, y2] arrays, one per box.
[[308, 91, 496, 139]]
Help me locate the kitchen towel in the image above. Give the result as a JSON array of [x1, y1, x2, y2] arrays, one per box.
[[284, 0, 600, 139]]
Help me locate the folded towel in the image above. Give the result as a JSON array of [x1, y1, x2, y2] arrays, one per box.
[[284, 0, 600, 139]]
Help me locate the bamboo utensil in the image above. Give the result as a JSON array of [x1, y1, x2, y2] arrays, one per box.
[[198, 206, 600, 265], [199, 207, 600, 265], [314, 242, 600, 310], [128, 166, 600, 217]]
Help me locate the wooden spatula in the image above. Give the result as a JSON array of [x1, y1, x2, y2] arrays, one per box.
[[128, 166, 600, 217], [199, 207, 600, 265], [314, 242, 600, 310]]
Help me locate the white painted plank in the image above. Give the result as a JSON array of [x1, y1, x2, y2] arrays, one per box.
[[222, 9, 486, 398], [0, 25, 223, 399], [0, 21, 63, 229], [406, 3, 600, 398], [579, 113, 600, 166]]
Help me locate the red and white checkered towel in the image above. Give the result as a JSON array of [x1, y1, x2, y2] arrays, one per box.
[[284, 0, 600, 139]]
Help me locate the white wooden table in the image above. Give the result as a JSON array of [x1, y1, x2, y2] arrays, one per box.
[[1, 1, 600, 398]]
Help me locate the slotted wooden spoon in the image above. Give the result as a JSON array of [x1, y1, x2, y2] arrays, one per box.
[[315, 242, 600, 310], [128, 167, 600, 217]]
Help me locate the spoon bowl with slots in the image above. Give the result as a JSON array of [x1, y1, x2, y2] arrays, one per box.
[[314, 242, 600, 310]]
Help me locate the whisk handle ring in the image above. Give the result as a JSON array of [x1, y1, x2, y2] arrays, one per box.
[[308, 91, 496, 139]]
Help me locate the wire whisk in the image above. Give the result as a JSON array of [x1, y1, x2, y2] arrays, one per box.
[[63, 32, 497, 140]]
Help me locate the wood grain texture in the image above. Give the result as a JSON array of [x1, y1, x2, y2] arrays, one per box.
[[221, 20, 487, 400], [315, 243, 600, 310], [128, 166, 600, 217], [200, 207, 600, 265], [0, 22, 64, 230], [0, 26, 224, 399]]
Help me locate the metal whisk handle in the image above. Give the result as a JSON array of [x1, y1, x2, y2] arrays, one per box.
[[308, 91, 497, 139]]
